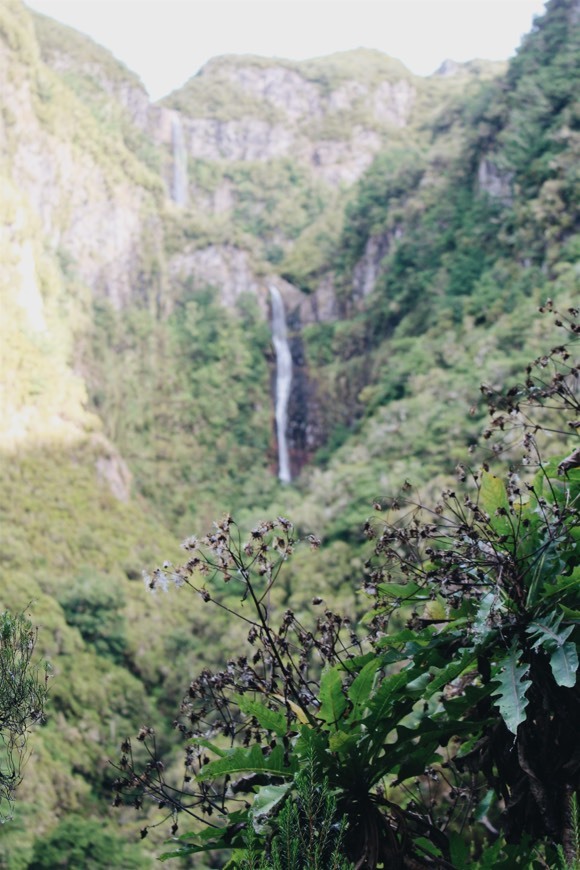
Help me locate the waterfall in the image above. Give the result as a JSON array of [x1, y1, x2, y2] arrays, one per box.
[[171, 113, 188, 207], [269, 285, 292, 484]]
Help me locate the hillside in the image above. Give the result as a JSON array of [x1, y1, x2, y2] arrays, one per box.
[[0, 0, 578, 864]]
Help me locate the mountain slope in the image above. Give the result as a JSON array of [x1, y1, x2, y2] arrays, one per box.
[[0, 0, 578, 864]]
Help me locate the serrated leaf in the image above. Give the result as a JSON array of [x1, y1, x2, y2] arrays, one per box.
[[473, 591, 497, 641], [527, 615, 573, 652], [550, 642, 578, 687], [318, 666, 347, 729], [234, 694, 287, 736], [491, 645, 532, 734], [526, 614, 579, 686], [364, 671, 413, 747], [197, 743, 296, 782], [525, 537, 566, 606], [424, 649, 477, 699], [346, 658, 381, 722], [189, 737, 227, 757]]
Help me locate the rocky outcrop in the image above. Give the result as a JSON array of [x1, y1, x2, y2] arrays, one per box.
[[184, 117, 295, 162], [168, 244, 262, 309], [352, 228, 403, 299], [0, 35, 160, 309], [159, 53, 419, 186], [221, 63, 322, 121], [477, 156, 513, 203], [93, 434, 132, 502]]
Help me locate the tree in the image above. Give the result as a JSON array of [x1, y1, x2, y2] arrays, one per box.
[[27, 816, 148, 869], [113, 303, 579, 868], [0, 610, 49, 816]]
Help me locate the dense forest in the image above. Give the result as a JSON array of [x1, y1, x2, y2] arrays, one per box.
[[0, 0, 578, 866]]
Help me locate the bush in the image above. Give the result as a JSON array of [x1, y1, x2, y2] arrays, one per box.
[[112, 305, 579, 867]]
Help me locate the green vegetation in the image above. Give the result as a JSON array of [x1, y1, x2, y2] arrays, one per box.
[[0, 611, 48, 817], [28, 816, 149, 869], [0, 0, 578, 864], [113, 307, 580, 867]]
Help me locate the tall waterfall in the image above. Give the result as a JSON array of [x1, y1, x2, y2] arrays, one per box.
[[171, 113, 188, 207], [269, 285, 292, 484]]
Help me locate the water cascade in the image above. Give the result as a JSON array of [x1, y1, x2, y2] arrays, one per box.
[[269, 285, 292, 483], [171, 113, 188, 207]]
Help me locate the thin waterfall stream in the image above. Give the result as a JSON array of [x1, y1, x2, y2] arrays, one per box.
[[171, 113, 188, 207], [269, 285, 292, 483]]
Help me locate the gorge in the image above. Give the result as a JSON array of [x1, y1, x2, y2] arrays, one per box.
[[0, 0, 578, 865]]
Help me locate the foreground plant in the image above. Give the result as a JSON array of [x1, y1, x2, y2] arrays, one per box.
[[0, 610, 49, 816], [113, 304, 580, 868]]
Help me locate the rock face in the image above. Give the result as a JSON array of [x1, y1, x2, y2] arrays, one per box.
[[168, 245, 262, 310], [161, 51, 419, 187], [1, 4, 502, 483], [1, 14, 160, 311], [352, 233, 394, 299], [477, 156, 513, 203]]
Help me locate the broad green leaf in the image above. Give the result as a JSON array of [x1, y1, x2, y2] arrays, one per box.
[[251, 782, 292, 831], [474, 789, 495, 822], [527, 614, 578, 685], [364, 671, 414, 746], [525, 536, 566, 606], [386, 718, 481, 783], [491, 644, 532, 734], [550, 642, 578, 688], [544, 566, 580, 601], [423, 597, 446, 621], [328, 729, 357, 755], [346, 658, 381, 722], [473, 591, 497, 641], [414, 836, 443, 858], [374, 628, 425, 649], [318, 666, 347, 729], [527, 615, 573, 652], [197, 743, 297, 782], [234, 694, 288, 736], [424, 649, 478, 699], [189, 737, 227, 757], [159, 812, 248, 859], [376, 581, 424, 599], [271, 693, 310, 724], [406, 672, 431, 696], [448, 831, 470, 866], [479, 470, 512, 537]]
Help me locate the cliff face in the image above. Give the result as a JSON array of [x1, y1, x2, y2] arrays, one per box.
[[1, 1, 507, 491], [161, 53, 417, 185], [8, 11, 502, 323]]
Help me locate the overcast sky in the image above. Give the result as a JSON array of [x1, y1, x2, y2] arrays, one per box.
[[25, 0, 547, 101]]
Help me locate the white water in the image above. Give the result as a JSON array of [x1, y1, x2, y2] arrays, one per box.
[[269, 285, 292, 483], [171, 113, 188, 206]]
